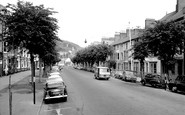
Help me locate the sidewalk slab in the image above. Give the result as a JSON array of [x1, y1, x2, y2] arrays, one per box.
[[0, 71, 32, 91], [0, 71, 46, 115]]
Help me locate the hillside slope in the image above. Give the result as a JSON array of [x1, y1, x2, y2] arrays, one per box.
[[56, 39, 81, 52]]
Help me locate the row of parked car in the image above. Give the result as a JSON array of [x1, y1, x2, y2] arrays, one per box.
[[114, 70, 185, 94], [114, 70, 138, 82], [142, 73, 185, 94], [43, 66, 68, 104], [74, 65, 185, 94], [73, 65, 95, 72]]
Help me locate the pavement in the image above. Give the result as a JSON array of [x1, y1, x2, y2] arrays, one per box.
[[0, 70, 46, 115]]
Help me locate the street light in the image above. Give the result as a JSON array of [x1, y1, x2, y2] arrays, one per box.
[[0, 8, 7, 77]]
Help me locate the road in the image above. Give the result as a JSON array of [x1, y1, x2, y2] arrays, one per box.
[[39, 67, 185, 115]]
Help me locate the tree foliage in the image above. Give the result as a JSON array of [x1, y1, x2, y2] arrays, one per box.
[[71, 44, 114, 66], [133, 20, 185, 74], [5, 1, 58, 54], [4, 1, 59, 76]]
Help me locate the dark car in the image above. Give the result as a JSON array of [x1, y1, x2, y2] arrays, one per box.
[[44, 77, 68, 103], [141, 73, 165, 88], [168, 75, 185, 92]]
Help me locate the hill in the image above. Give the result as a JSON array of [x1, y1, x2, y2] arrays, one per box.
[[56, 39, 81, 52]]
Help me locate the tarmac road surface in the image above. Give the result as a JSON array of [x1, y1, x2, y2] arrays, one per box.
[[39, 67, 185, 115]]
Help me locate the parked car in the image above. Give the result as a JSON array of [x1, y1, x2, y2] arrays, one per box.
[[48, 74, 62, 81], [44, 77, 68, 103], [77, 66, 83, 70], [114, 70, 124, 80], [141, 73, 165, 88], [168, 75, 185, 92], [94, 67, 111, 80], [48, 71, 61, 76], [122, 71, 137, 82]]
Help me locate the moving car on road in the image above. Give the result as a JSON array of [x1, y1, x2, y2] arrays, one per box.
[[94, 67, 111, 80], [44, 77, 68, 103], [141, 73, 165, 88], [168, 75, 185, 92]]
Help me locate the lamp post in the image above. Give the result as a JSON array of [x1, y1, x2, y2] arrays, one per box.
[[0, 8, 7, 77], [128, 22, 132, 71]]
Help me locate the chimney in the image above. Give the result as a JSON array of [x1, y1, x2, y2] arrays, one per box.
[[176, 0, 185, 12], [145, 18, 156, 29]]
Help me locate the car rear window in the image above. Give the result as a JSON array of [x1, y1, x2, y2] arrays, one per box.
[[47, 82, 64, 88]]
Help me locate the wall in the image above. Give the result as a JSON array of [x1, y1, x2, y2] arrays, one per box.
[[177, 0, 185, 12]]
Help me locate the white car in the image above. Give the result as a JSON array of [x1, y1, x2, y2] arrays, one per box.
[[49, 72, 61, 76], [44, 76, 68, 103], [48, 74, 62, 80]]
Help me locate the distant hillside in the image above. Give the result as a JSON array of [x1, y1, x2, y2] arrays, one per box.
[[56, 39, 81, 52]]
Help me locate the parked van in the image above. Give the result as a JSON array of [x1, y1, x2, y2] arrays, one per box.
[[94, 67, 111, 80]]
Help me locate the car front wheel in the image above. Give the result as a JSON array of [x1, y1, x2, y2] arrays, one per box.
[[141, 81, 145, 86]]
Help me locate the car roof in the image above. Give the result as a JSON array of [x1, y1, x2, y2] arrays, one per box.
[[48, 74, 61, 79], [46, 77, 64, 84], [49, 72, 60, 75]]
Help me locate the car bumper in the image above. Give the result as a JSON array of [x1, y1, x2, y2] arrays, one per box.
[[125, 77, 137, 81], [45, 94, 68, 100], [99, 76, 110, 79]]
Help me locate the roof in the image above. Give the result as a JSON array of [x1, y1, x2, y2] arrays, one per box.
[[160, 11, 176, 21], [0, 4, 5, 10], [111, 34, 141, 46], [160, 9, 185, 22]]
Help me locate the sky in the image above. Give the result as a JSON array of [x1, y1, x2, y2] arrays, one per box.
[[1, 0, 177, 47]]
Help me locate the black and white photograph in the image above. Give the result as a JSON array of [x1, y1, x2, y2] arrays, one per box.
[[0, 0, 185, 115]]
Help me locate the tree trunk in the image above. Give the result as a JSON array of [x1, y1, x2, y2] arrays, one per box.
[[39, 57, 42, 82], [140, 60, 144, 79], [30, 52, 35, 83]]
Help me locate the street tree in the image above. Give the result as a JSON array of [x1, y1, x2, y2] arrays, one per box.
[[4, 1, 59, 80], [132, 36, 149, 79], [133, 20, 185, 78], [71, 44, 114, 67]]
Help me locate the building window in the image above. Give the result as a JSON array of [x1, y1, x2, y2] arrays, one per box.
[[124, 51, 128, 60], [124, 62, 128, 70], [150, 62, 157, 73], [134, 62, 139, 73]]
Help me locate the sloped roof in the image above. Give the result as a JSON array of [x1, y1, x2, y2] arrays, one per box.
[[111, 33, 141, 46], [160, 11, 176, 21], [168, 9, 185, 21], [111, 37, 129, 46], [160, 8, 185, 22]]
